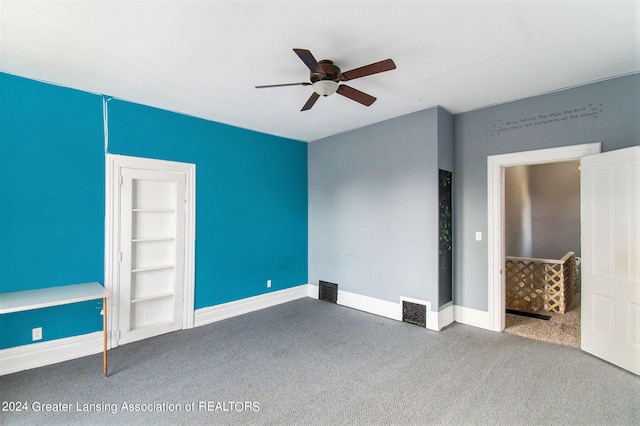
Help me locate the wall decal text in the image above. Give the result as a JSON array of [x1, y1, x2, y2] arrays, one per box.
[[485, 103, 604, 137]]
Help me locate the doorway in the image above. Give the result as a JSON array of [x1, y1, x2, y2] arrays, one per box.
[[502, 161, 581, 347], [486, 142, 602, 332], [105, 154, 196, 348]]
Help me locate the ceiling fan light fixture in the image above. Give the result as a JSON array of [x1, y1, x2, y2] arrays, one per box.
[[312, 80, 339, 96], [256, 49, 396, 111]]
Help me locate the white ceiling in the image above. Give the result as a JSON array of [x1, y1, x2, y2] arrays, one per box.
[[1, 1, 638, 142]]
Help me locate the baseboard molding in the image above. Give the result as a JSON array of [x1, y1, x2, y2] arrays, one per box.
[[0, 332, 103, 376], [312, 286, 454, 330], [338, 289, 402, 321], [436, 304, 455, 331], [308, 283, 319, 299], [453, 305, 491, 330], [194, 284, 309, 328], [310, 284, 399, 321]]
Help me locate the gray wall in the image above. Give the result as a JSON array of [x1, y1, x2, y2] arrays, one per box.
[[505, 161, 581, 259], [529, 161, 581, 259], [309, 108, 442, 306], [454, 73, 640, 311], [438, 107, 454, 172], [505, 165, 533, 257]]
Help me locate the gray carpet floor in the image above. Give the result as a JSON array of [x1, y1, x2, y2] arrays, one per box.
[[1, 298, 638, 425]]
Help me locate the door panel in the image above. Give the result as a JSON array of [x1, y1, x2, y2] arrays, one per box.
[[581, 145, 640, 375], [119, 168, 186, 344]]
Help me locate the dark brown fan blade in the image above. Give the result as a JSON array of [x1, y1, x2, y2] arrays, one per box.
[[256, 82, 311, 89], [341, 59, 396, 81], [336, 85, 376, 106], [301, 92, 321, 111], [293, 48, 325, 75]]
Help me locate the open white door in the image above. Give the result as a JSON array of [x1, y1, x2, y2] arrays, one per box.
[[581, 145, 639, 375]]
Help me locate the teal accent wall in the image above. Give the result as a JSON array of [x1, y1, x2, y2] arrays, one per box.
[[107, 101, 308, 308], [0, 72, 308, 350], [0, 73, 105, 349]]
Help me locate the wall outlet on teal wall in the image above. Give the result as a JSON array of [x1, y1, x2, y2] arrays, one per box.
[[32, 327, 42, 341]]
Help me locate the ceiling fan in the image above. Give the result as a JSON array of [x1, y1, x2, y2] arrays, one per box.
[[256, 48, 396, 111]]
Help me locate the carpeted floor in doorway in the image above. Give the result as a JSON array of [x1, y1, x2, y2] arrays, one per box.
[[505, 293, 581, 348]]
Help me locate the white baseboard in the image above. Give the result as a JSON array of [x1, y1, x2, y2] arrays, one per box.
[[308, 283, 319, 299], [308, 284, 395, 317], [338, 290, 402, 321], [311, 284, 490, 333], [453, 305, 491, 330], [312, 286, 454, 331], [437, 304, 455, 331], [194, 284, 309, 328], [0, 332, 103, 376], [311, 283, 401, 322]]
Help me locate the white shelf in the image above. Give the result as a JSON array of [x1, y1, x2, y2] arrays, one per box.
[[0, 282, 109, 314], [131, 264, 175, 273], [132, 208, 175, 213], [131, 292, 174, 304], [132, 237, 175, 243]]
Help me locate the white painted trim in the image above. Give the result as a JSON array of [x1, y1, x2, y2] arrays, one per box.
[[437, 304, 455, 331], [487, 142, 601, 332], [339, 290, 402, 321], [197, 285, 460, 333], [105, 154, 196, 348], [194, 285, 309, 327], [454, 305, 491, 330], [307, 284, 319, 299], [105, 155, 116, 346], [310, 284, 399, 321], [0, 332, 103, 376], [312, 289, 449, 330]]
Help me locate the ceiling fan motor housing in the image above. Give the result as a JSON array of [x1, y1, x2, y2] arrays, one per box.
[[311, 60, 342, 83]]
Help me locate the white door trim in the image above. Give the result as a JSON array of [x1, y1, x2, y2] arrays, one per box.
[[487, 142, 601, 332], [105, 154, 196, 348]]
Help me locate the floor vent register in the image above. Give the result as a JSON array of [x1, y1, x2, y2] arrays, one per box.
[[318, 281, 338, 304], [402, 301, 426, 327]]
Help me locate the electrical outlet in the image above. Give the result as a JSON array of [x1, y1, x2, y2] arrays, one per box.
[[267, 279, 272, 288], [32, 327, 42, 341]]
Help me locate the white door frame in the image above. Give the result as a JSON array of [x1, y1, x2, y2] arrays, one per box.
[[105, 154, 196, 348], [487, 142, 601, 332]]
